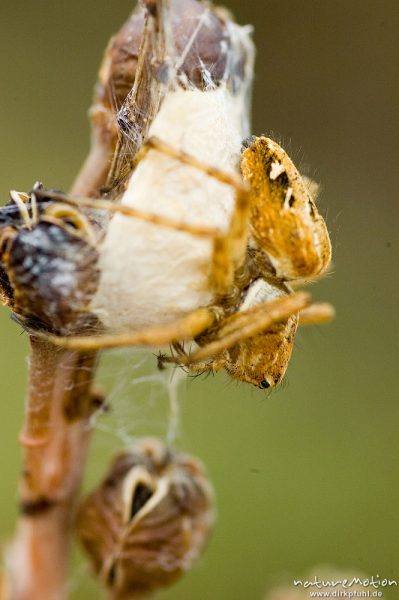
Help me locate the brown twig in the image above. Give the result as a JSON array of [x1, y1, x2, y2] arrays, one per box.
[[9, 338, 101, 600]]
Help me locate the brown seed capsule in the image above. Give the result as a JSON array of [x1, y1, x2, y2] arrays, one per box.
[[0, 187, 100, 335], [76, 438, 215, 599], [96, 0, 245, 114], [75, 0, 252, 196]]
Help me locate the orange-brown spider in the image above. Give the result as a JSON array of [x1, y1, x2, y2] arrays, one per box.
[[25, 133, 334, 390], [0, 0, 334, 390]]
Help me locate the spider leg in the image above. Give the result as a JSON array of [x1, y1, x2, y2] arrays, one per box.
[[159, 341, 223, 376], [141, 136, 252, 295], [33, 188, 220, 241], [157, 342, 185, 369], [172, 291, 311, 367], [299, 302, 335, 326], [41, 308, 215, 352], [141, 137, 246, 190], [36, 138, 252, 295], [210, 187, 250, 296]]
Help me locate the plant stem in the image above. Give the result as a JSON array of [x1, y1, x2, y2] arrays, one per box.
[[9, 338, 101, 600]]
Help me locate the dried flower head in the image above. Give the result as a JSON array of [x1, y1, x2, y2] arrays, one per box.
[[0, 186, 99, 335], [76, 438, 215, 599]]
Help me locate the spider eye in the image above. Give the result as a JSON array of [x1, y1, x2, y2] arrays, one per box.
[[260, 380, 270, 389]]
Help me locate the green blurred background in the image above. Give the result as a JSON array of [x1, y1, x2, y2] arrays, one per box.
[[0, 1, 398, 598]]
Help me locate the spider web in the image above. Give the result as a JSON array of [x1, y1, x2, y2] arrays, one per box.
[[93, 347, 186, 446]]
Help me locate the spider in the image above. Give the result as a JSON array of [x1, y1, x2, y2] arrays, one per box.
[[0, 0, 333, 390], [1, 131, 333, 391]]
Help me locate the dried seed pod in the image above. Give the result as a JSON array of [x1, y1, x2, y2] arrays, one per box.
[[7, 222, 99, 334], [0, 187, 100, 335], [75, 0, 253, 196], [76, 438, 215, 599], [96, 0, 248, 118]]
